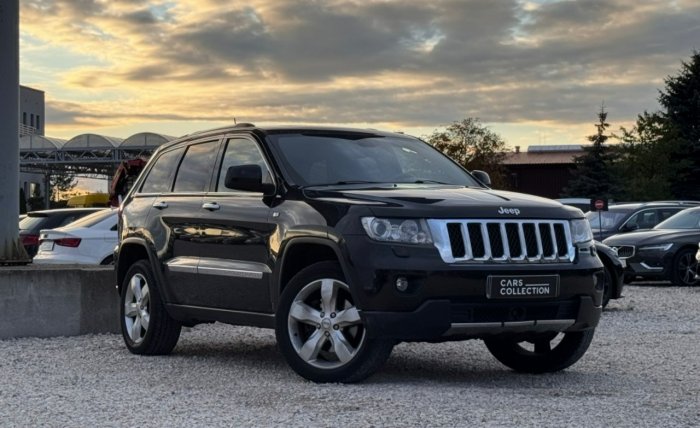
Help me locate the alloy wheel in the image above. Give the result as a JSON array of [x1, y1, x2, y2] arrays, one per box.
[[124, 273, 151, 344], [677, 252, 699, 286], [287, 278, 365, 369]]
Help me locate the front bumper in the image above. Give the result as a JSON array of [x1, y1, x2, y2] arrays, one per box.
[[362, 296, 600, 341], [342, 236, 604, 341]]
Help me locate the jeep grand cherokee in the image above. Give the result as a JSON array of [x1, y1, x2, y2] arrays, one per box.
[[115, 124, 603, 383]]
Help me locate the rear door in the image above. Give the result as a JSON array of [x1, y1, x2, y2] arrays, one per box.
[[194, 136, 276, 312], [141, 140, 222, 304]]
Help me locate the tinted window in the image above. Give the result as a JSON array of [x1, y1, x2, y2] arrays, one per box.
[[216, 138, 273, 192], [174, 141, 220, 193], [626, 210, 658, 229], [141, 148, 184, 193], [268, 134, 481, 187], [659, 208, 682, 221], [585, 209, 630, 230]]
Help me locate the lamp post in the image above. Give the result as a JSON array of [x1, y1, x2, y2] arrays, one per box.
[[0, 0, 30, 264]]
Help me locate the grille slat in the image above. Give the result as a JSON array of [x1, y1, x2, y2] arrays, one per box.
[[431, 219, 574, 264]]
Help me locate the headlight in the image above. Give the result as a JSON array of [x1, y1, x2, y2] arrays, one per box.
[[639, 243, 674, 252], [361, 217, 433, 244], [570, 219, 593, 244]]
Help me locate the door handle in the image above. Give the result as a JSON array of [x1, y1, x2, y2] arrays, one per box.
[[152, 201, 168, 209], [202, 202, 220, 211]]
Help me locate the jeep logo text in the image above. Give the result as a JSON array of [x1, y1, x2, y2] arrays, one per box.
[[497, 207, 521, 215]]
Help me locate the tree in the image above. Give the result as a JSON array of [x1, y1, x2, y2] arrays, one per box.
[[615, 112, 687, 201], [658, 51, 700, 199], [50, 172, 77, 202], [562, 106, 622, 200], [426, 117, 509, 188]]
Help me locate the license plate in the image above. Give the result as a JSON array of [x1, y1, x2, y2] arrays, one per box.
[[487, 275, 559, 299], [39, 241, 54, 252]]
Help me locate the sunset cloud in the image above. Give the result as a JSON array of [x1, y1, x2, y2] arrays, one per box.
[[19, 0, 700, 145]]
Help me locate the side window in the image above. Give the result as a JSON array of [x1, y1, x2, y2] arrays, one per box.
[[173, 141, 220, 193], [216, 138, 273, 192], [627, 210, 657, 229], [141, 147, 185, 194], [659, 208, 681, 221]]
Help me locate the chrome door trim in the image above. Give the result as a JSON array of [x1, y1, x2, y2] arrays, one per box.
[[165, 256, 271, 279]]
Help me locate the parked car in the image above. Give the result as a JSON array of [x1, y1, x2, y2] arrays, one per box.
[[33, 209, 117, 265], [116, 124, 604, 383], [585, 201, 699, 241], [603, 206, 700, 286], [19, 208, 105, 257], [595, 242, 624, 307]]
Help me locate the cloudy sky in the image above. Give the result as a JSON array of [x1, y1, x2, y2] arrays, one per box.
[[19, 0, 700, 147]]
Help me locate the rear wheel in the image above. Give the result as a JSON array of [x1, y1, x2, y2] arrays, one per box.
[[670, 248, 699, 286], [276, 261, 394, 383], [484, 329, 595, 373], [120, 260, 181, 355]]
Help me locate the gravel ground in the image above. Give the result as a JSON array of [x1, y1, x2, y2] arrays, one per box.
[[1, 284, 699, 427]]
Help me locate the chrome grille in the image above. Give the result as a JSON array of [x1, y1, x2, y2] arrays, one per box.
[[428, 219, 575, 263], [612, 245, 635, 259]]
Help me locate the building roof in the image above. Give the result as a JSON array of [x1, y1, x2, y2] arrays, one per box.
[[503, 145, 585, 165]]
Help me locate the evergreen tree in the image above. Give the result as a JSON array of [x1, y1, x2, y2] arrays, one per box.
[[616, 112, 687, 201], [426, 117, 509, 188], [562, 106, 622, 200], [658, 51, 700, 199]]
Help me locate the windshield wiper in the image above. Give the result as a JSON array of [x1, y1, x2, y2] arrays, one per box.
[[411, 179, 450, 184], [312, 180, 387, 186]]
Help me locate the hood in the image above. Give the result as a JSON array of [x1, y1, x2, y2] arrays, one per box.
[[304, 185, 582, 219], [603, 228, 700, 246]]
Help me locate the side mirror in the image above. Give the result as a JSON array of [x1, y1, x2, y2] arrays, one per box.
[[472, 170, 491, 187], [224, 165, 275, 194]]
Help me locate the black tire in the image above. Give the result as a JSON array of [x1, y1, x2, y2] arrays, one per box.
[[484, 329, 595, 373], [120, 260, 181, 355], [670, 248, 699, 287], [276, 261, 394, 383], [602, 264, 614, 308]]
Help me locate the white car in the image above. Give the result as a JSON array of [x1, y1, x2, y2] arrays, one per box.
[[34, 209, 118, 265]]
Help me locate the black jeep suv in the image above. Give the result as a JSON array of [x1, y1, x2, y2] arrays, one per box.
[[115, 124, 603, 382]]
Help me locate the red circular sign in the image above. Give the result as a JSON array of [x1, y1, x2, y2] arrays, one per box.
[[594, 200, 605, 210]]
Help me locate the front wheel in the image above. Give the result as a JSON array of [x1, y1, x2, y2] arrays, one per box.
[[276, 261, 394, 383], [120, 260, 182, 355], [670, 248, 699, 286], [484, 329, 595, 373]]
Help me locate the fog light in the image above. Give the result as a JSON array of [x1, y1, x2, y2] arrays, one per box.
[[396, 276, 409, 292]]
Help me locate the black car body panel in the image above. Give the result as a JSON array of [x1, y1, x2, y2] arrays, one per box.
[[116, 125, 603, 344], [595, 241, 624, 300]]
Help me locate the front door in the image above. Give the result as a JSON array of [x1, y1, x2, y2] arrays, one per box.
[[196, 136, 276, 313]]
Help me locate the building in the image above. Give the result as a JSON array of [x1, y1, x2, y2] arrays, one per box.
[[502, 145, 584, 198], [19, 85, 47, 210], [19, 85, 45, 137]]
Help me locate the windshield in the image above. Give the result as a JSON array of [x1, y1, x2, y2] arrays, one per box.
[[62, 209, 113, 229], [585, 210, 630, 230], [267, 133, 482, 187], [655, 209, 700, 229]]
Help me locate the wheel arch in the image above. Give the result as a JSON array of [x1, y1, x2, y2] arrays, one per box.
[[116, 238, 161, 295], [273, 237, 354, 308]]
